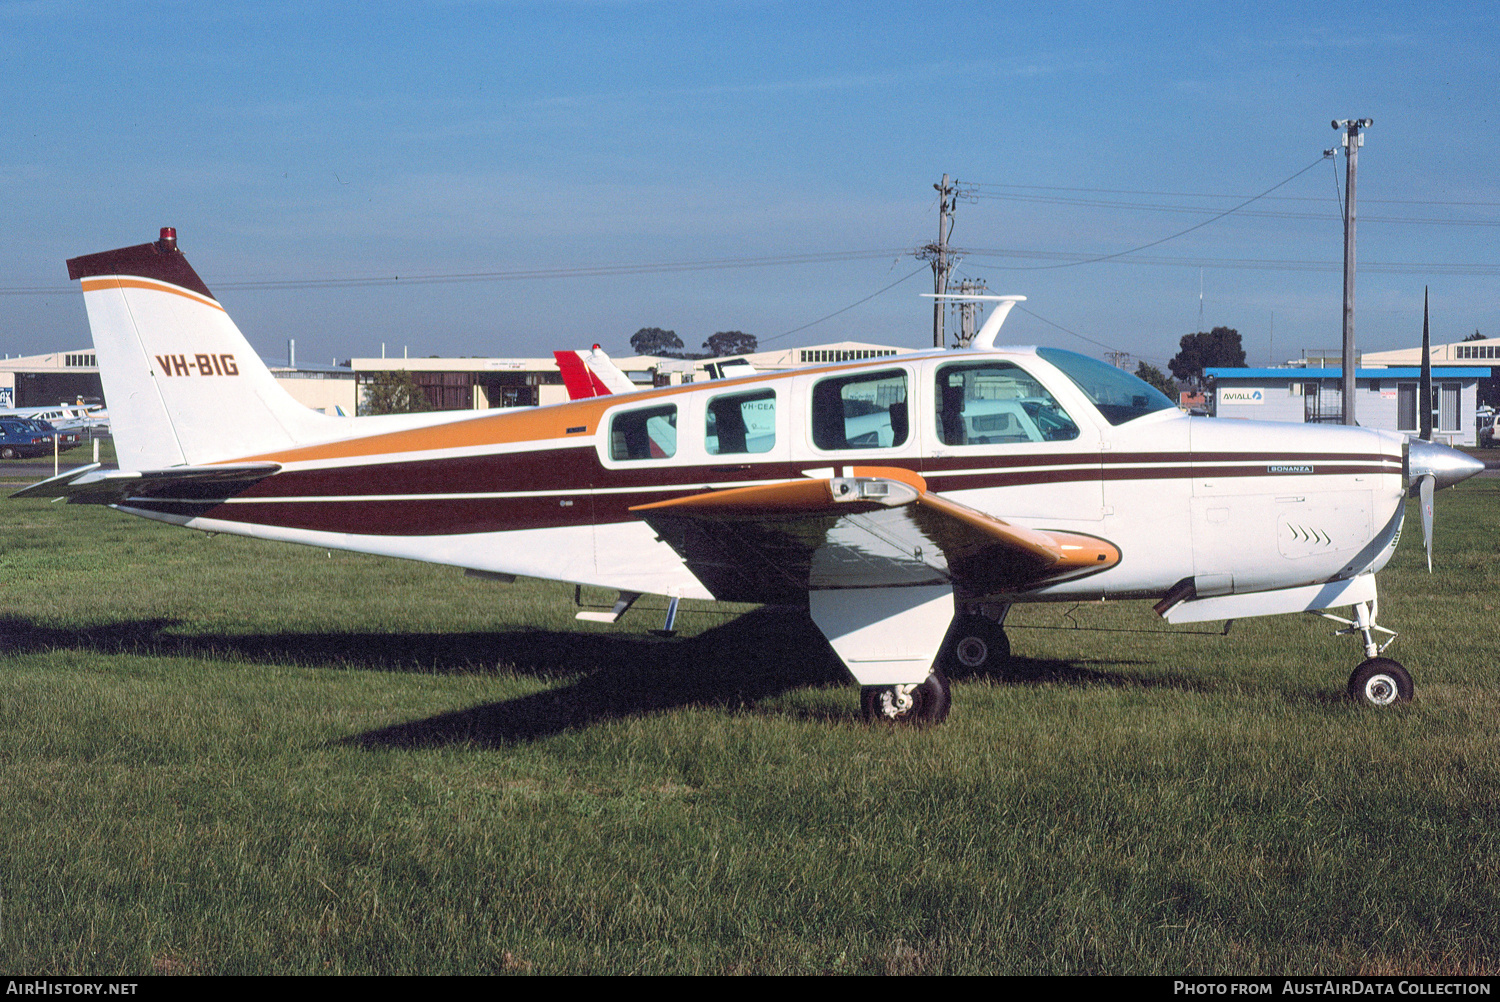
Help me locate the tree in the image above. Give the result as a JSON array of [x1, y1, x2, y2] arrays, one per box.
[[1135, 361, 1177, 400], [629, 327, 685, 356], [1464, 329, 1486, 342], [702, 331, 757, 357], [1168, 327, 1246, 388], [360, 370, 432, 415]]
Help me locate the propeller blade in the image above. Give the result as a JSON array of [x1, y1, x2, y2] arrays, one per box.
[[1419, 472, 1435, 573], [1420, 287, 1433, 442], [1407, 438, 1482, 574]]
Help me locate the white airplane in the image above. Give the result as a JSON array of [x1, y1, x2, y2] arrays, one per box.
[[0, 403, 104, 433], [553, 347, 755, 402], [17, 229, 1485, 722]]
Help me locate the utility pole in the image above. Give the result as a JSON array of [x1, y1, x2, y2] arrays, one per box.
[[955, 278, 989, 346], [919, 175, 958, 348], [1335, 118, 1372, 425], [1105, 351, 1132, 370]]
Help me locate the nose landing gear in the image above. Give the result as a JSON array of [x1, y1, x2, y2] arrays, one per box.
[[1348, 657, 1414, 706], [1317, 598, 1412, 706]]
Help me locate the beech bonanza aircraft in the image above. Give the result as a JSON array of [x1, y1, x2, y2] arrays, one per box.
[[17, 230, 1485, 723]]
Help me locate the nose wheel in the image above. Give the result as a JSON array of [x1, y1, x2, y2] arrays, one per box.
[[1348, 658, 1413, 707]]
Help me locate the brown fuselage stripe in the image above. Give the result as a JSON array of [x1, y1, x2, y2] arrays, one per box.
[[123, 449, 1401, 537]]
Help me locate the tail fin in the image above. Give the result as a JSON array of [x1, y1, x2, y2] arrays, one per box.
[[553, 349, 613, 399], [67, 229, 339, 468], [582, 345, 637, 395], [553, 344, 639, 400]]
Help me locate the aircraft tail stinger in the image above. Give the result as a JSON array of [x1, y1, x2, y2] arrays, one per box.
[[66, 229, 340, 470]]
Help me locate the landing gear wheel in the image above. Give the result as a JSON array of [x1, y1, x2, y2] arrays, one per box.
[[939, 615, 1010, 678], [861, 670, 951, 725], [1347, 658, 1413, 706]]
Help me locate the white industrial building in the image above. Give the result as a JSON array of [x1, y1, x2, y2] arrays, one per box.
[[1207, 364, 1489, 446]]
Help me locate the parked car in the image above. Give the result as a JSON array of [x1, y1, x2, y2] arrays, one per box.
[[27, 419, 80, 450], [0, 419, 54, 459], [1477, 407, 1497, 448]]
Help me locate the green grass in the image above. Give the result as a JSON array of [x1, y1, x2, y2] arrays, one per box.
[[1, 481, 1498, 974]]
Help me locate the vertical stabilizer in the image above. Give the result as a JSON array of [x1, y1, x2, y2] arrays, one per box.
[[67, 229, 338, 469]]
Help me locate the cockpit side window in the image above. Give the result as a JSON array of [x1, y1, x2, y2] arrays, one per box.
[[610, 404, 678, 460], [706, 389, 775, 455], [1036, 348, 1175, 426], [811, 370, 908, 451], [935, 361, 1079, 445]]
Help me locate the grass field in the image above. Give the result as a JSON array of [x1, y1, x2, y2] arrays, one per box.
[[0, 477, 1497, 975]]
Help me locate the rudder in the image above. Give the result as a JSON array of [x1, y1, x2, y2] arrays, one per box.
[[67, 229, 337, 468]]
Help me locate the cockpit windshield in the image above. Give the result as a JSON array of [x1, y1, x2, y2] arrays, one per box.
[[1036, 348, 1177, 426]]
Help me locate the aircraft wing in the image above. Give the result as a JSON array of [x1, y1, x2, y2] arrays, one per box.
[[630, 467, 1119, 604], [12, 462, 281, 505]]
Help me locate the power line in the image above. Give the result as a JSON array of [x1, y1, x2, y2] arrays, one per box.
[[963, 191, 1500, 227], [964, 180, 1500, 209], [956, 248, 1500, 276], [976, 154, 1338, 272], [0, 248, 911, 297], [1010, 304, 1169, 366], [9, 242, 1494, 302], [764, 264, 928, 343]]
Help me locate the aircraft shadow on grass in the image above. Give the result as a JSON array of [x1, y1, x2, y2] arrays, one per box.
[[0, 608, 1216, 745]]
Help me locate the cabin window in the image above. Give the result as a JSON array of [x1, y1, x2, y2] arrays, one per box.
[[706, 389, 775, 455], [610, 404, 677, 460], [811, 370, 908, 451], [935, 362, 1080, 445]]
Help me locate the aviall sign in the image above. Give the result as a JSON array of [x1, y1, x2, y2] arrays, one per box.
[[1220, 388, 1265, 406]]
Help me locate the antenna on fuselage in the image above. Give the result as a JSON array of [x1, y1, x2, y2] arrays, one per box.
[[921, 294, 1027, 349]]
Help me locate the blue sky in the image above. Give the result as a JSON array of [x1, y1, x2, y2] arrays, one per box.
[[2, 1, 1497, 369]]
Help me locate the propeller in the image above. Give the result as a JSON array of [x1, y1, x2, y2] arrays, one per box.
[[1419, 468, 1434, 572], [1408, 289, 1485, 570]]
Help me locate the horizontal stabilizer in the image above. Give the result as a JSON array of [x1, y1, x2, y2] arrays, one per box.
[[12, 462, 280, 506]]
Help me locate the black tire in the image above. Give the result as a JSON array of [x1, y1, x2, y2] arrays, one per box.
[[939, 614, 1010, 678], [0, 447, 16, 460], [861, 670, 951, 725], [1347, 658, 1414, 706]]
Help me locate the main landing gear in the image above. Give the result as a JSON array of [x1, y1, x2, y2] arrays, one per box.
[[858, 606, 1011, 724], [860, 669, 951, 725], [1319, 598, 1413, 707], [938, 613, 1011, 677]]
